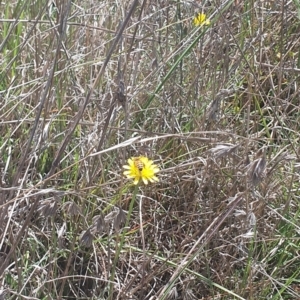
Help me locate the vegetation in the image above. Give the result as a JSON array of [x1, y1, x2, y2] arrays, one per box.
[[1, 0, 300, 299]]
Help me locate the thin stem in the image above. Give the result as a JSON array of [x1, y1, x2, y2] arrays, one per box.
[[108, 184, 139, 299]]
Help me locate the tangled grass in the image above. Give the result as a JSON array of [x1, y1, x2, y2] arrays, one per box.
[[1, 0, 300, 299]]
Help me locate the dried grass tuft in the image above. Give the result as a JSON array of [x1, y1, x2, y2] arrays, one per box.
[[247, 155, 267, 186], [37, 198, 59, 217], [62, 201, 82, 217], [80, 228, 94, 248], [1, 0, 300, 299], [91, 213, 106, 234]]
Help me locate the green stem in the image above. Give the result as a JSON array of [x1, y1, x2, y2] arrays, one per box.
[[108, 184, 139, 299]]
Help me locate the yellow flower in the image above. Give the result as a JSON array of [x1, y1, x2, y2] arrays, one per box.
[[193, 13, 210, 26], [123, 156, 159, 185]]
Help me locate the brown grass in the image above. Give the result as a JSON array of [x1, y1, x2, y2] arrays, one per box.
[[1, 0, 300, 299]]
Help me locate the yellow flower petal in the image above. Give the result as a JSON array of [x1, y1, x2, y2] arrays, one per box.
[[193, 13, 210, 27], [122, 156, 160, 185]]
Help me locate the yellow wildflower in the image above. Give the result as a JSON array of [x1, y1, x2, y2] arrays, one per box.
[[193, 13, 210, 26], [123, 156, 159, 185]]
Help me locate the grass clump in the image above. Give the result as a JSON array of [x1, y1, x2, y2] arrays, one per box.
[[0, 0, 300, 299]]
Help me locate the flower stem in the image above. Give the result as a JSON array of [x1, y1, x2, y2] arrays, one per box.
[[108, 184, 139, 299]]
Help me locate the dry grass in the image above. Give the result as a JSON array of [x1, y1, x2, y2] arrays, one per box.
[[1, 0, 300, 299]]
